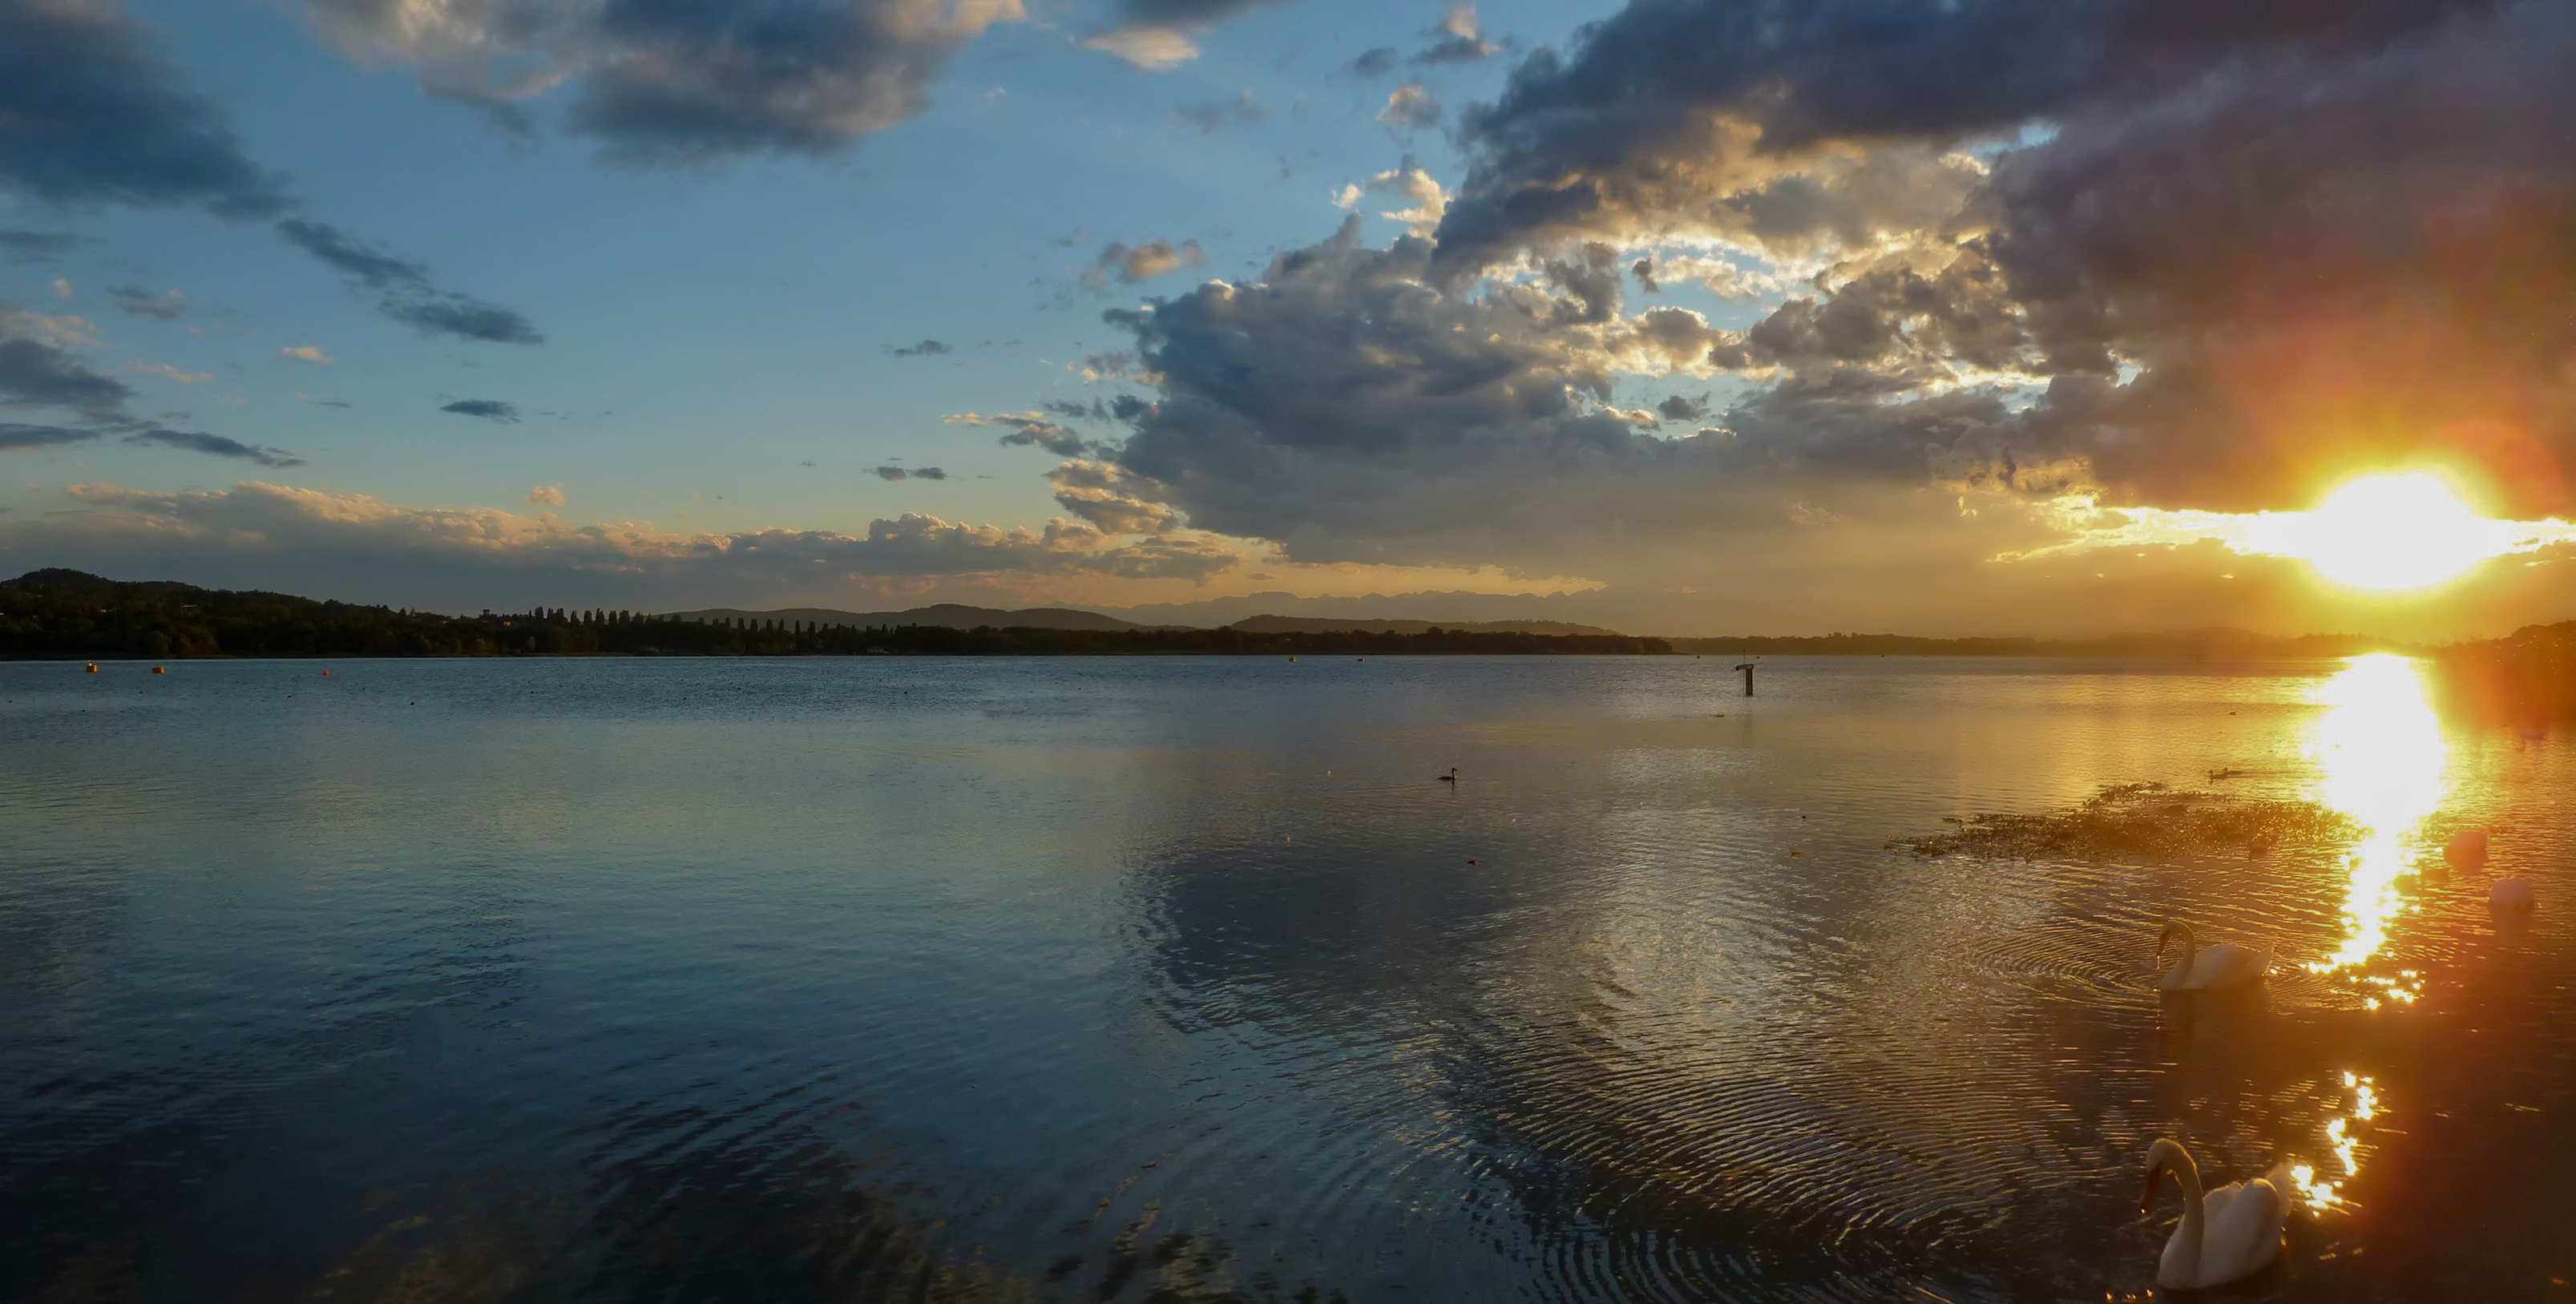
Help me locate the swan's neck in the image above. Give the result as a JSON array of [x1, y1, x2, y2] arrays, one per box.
[[2158, 1146, 2209, 1279], [2165, 926, 2199, 979]]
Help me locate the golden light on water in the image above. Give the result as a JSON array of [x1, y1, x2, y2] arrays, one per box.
[[2305, 655, 2448, 976], [2289, 1072, 2384, 1211], [2015, 470, 2576, 590]]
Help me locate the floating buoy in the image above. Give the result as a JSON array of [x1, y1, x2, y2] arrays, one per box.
[[321, 669, 331, 676], [2445, 829, 2490, 872], [2492, 877, 2537, 911], [1288, 656, 1296, 662], [152, 665, 166, 674], [85, 663, 98, 673]]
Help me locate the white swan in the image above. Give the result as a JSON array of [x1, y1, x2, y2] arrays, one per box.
[[2139, 1139, 2291, 1290], [2156, 921, 2272, 991]]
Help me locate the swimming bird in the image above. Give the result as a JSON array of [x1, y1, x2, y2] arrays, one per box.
[[2490, 876, 2537, 912], [1437, 768, 1458, 783], [2156, 921, 2271, 991], [2138, 1139, 2291, 1290]]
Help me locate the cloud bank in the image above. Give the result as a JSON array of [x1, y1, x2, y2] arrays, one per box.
[[1411, 0, 2576, 521], [299, 0, 1027, 162]]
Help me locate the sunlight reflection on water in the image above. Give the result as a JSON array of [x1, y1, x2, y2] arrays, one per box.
[[3, 656, 2570, 1302], [2306, 655, 2448, 985]]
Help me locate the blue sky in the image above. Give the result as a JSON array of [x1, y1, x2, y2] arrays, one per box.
[[5, 0, 1563, 530], [4, 0, 2574, 636]]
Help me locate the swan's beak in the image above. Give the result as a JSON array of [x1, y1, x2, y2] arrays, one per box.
[[2138, 1167, 2162, 1215]]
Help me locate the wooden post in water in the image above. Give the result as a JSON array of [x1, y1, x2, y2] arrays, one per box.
[[1734, 661, 1755, 696]]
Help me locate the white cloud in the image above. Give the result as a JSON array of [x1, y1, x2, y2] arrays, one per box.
[[526, 484, 566, 507], [279, 345, 335, 365], [1379, 83, 1439, 131], [1084, 25, 1199, 69], [123, 362, 212, 384], [1341, 165, 1448, 235]]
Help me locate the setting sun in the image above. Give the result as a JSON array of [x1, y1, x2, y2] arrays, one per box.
[[2250, 473, 2514, 591], [2026, 470, 2576, 595]]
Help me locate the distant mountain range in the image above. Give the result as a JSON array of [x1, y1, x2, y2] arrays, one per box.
[[1226, 615, 1625, 636], [664, 604, 1627, 636], [666, 604, 1159, 632]]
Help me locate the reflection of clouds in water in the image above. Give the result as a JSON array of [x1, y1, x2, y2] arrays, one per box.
[[2306, 656, 2449, 980], [1129, 765, 2150, 1301]]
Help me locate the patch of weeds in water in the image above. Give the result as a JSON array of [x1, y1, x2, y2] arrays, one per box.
[[1904, 782, 2362, 861]]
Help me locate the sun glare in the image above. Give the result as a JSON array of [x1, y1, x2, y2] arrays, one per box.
[[2247, 473, 2515, 592], [2019, 469, 2576, 592]]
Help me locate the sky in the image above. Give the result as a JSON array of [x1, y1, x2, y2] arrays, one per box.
[[2, 0, 2574, 637]]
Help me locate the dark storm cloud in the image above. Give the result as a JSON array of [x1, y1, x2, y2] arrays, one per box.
[[1350, 46, 1398, 78], [1970, 5, 2576, 511], [442, 399, 521, 422], [872, 465, 947, 480], [1435, 0, 2495, 275], [1088, 218, 1956, 570], [300, 0, 1024, 164], [886, 339, 953, 357], [1654, 394, 1706, 423], [277, 220, 545, 345], [123, 427, 304, 467], [0, 0, 290, 217], [106, 284, 187, 321], [1371, 0, 2576, 517]]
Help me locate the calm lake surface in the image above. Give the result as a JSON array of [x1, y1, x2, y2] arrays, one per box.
[[2, 655, 2570, 1302]]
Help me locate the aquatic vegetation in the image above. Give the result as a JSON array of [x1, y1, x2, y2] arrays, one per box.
[[1905, 782, 2362, 861]]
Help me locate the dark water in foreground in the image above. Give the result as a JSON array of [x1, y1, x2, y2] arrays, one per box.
[[2, 655, 2570, 1302]]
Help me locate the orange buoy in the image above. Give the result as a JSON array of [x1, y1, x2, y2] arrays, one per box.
[[152, 665, 166, 674], [2445, 829, 2489, 872], [85, 663, 98, 673]]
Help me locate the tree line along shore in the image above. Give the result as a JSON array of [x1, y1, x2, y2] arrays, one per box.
[[0, 571, 1669, 659], [1, 568, 2567, 720]]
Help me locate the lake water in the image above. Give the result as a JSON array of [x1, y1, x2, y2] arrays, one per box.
[[2, 655, 2570, 1302]]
